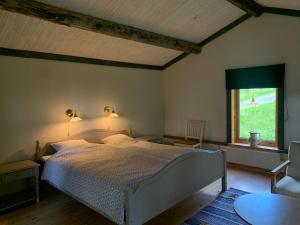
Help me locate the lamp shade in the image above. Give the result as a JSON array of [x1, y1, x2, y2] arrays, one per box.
[[104, 106, 119, 117], [70, 115, 82, 122], [66, 110, 82, 122], [109, 112, 119, 118]]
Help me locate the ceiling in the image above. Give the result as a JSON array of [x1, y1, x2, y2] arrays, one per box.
[[0, 10, 180, 66], [37, 0, 244, 43], [0, 0, 299, 67]]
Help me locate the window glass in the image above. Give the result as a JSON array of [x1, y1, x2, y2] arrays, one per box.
[[239, 88, 276, 141]]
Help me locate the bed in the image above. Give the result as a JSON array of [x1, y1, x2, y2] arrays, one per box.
[[36, 129, 227, 225]]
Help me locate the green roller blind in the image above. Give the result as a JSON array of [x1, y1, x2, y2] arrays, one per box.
[[226, 64, 285, 90]]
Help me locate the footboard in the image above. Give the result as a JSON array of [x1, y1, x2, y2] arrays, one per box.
[[125, 150, 226, 225]]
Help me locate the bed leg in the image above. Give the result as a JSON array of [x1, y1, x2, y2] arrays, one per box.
[[221, 149, 227, 192], [222, 175, 227, 192]]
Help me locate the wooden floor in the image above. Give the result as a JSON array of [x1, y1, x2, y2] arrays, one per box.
[[0, 167, 270, 225]]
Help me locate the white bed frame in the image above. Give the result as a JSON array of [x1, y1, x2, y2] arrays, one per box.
[[36, 129, 227, 225]]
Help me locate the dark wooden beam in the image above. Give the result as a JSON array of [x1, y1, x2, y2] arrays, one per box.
[[263, 7, 300, 18], [162, 14, 251, 70], [226, 0, 263, 17], [0, 48, 164, 70], [162, 53, 189, 69], [0, 0, 201, 54]]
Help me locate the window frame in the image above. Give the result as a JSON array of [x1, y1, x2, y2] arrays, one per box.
[[231, 89, 279, 148]]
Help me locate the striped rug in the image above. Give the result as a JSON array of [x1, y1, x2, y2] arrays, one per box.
[[182, 188, 249, 225]]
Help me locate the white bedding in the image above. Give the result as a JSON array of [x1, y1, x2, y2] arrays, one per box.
[[41, 141, 205, 224]]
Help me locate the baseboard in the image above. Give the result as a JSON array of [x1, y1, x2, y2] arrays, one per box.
[[227, 162, 271, 176]]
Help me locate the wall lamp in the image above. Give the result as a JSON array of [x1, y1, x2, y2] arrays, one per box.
[[65, 109, 82, 136], [104, 106, 119, 117], [65, 109, 82, 122]]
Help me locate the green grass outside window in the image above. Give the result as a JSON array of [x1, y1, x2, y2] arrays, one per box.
[[239, 88, 276, 141]]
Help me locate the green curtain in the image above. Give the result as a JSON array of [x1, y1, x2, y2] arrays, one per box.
[[226, 64, 285, 90]]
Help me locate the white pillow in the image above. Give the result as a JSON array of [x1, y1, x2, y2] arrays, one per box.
[[51, 139, 88, 152], [101, 134, 134, 145]]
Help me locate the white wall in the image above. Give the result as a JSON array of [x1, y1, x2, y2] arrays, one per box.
[[0, 56, 164, 163], [163, 14, 300, 168], [224, 146, 284, 170]]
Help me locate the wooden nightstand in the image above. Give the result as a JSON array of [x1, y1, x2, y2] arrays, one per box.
[[0, 160, 40, 211], [136, 136, 164, 144]]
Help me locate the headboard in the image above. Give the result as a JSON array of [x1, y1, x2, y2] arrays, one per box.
[[35, 129, 129, 161]]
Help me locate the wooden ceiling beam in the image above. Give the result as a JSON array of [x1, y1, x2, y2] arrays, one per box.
[[226, 0, 263, 17], [0, 47, 164, 70], [0, 0, 202, 54], [262, 7, 300, 18]]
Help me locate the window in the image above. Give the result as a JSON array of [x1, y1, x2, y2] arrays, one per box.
[[232, 88, 278, 147], [226, 64, 285, 150]]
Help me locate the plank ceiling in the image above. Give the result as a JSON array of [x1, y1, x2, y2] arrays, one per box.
[[37, 0, 244, 43], [0, 0, 299, 66], [0, 0, 244, 66]]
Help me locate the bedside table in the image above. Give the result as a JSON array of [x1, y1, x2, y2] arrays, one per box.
[[136, 136, 164, 144], [0, 160, 40, 211]]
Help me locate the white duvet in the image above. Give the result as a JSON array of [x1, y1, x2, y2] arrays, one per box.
[[42, 141, 200, 224]]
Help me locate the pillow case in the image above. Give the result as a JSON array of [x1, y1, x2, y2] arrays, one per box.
[[51, 139, 88, 152], [101, 134, 134, 145]]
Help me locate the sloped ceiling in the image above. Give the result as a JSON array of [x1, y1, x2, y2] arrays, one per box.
[[0, 10, 181, 66], [0, 0, 244, 66], [0, 0, 299, 67], [37, 0, 244, 43]]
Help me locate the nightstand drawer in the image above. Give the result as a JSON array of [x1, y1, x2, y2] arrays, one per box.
[[0, 168, 35, 184]]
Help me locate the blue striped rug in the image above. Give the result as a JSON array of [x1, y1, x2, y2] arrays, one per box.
[[182, 188, 249, 225]]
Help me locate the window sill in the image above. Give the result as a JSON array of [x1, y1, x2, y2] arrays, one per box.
[[228, 143, 287, 154]]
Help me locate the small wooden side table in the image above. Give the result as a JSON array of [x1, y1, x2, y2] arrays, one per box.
[[0, 160, 40, 211]]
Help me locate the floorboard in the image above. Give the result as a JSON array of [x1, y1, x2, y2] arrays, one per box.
[[0, 167, 270, 225]]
